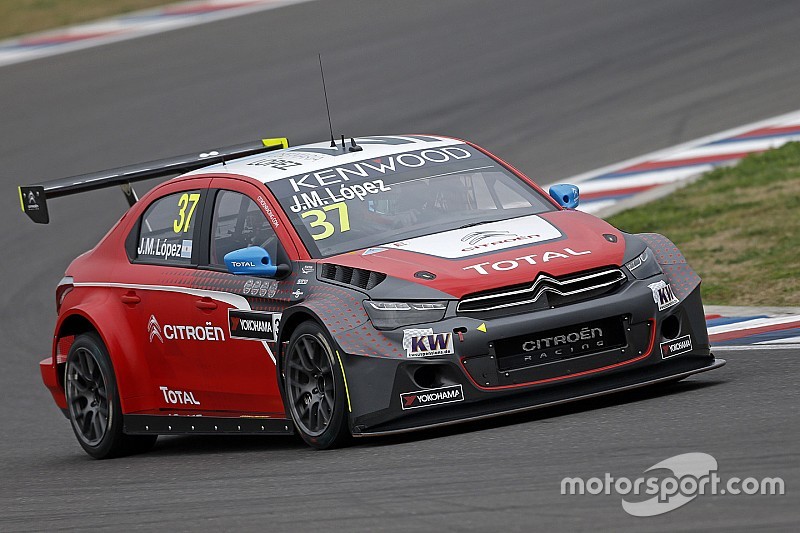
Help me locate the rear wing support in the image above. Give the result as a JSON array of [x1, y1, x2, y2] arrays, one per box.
[[19, 137, 288, 224]]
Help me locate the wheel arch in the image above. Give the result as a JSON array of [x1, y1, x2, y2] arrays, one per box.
[[276, 307, 328, 378], [54, 304, 142, 413], [54, 313, 100, 390]]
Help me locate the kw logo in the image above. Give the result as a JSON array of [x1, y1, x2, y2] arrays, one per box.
[[148, 315, 163, 343], [408, 332, 454, 358], [648, 280, 679, 311]]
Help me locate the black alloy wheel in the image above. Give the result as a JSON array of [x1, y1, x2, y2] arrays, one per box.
[[283, 322, 350, 449], [66, 344, 110, 446], [64, 333, 157, 459]]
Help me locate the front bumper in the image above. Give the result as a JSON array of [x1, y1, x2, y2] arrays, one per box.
[[354, 356, 725, 436], [338, 275, 717, 435]]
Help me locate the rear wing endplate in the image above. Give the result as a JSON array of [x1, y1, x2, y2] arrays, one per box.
[[18, 137, 288, 224]]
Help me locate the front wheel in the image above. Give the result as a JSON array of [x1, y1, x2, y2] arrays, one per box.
[[65, 333, 157, 459], [282, 322, 350, 449]]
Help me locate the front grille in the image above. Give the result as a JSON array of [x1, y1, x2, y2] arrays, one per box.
[[319, 263, 386, 290], [457, 268, 626, 318]]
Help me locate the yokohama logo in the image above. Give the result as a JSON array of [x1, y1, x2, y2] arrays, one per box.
[[660, 335, 692, 359], [400, 384, 464, 410], [228, 310, 280, 342]]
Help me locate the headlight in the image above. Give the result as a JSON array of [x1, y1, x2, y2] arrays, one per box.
[[364, 301, 448, 329], [624, 247, 662, 279]]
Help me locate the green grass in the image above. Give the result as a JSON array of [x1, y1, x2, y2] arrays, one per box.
[[607, 142, 800, 306], [0, 0, 174, 40]]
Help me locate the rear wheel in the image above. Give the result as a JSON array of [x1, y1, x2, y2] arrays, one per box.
[[65, 333, 157, 459], [283, 322, 350, 449]]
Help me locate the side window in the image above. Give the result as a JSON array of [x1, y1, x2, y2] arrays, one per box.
[[135, 190, 203, 265], [210, 190, 280, 266]]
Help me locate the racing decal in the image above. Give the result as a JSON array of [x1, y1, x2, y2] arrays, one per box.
[[384, 215, 563, 259], [362, 247, 387, 256], [242, 279, 279, 298], [400, 384, 464, 410], [148, 315, 163, 343], [301, 201, 351, 240], [256, 195, 280, 228], [494, 317, 626, 370], [228, 310, 280, 342], [462, 247, 591, 275], [301, 265, 315, 274], [648, 280, 679, 311], [173, 192, 201, 233], [147, 314, 225, 342], [402, 328, 454, 358], [268, 145, 474, 214], [296, 278, 309, 285], [660, 335, 692, 359], [160, 386, 200, 405], [26, 189, 40, 210], [137, 237, 193, 261], [249, 150, 325, 168]]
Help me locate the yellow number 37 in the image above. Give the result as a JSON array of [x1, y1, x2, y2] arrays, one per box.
[[173, 193, 200, 233], [301, 202, 350, 240]]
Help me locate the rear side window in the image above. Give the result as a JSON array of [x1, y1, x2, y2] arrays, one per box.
[[209, 190, 280, 266], [135, 190, 203, 265]]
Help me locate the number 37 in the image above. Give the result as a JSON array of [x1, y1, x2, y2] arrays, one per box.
[[173, 192, 200, 233], [301, 202, 350, 240]]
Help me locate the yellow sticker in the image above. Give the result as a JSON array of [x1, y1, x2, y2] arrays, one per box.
[[262, 137, 289, 149]]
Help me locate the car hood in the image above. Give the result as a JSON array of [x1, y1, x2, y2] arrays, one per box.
[[323, 210, 626, 299]]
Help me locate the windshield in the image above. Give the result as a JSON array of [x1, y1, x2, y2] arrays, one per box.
[[268, 143, 556, 258]]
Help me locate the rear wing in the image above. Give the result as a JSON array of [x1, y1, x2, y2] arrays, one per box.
[[18, 137, 288, 224]]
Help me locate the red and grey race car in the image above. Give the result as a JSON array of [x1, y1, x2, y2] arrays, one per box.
[[21, 134, 724, 458]]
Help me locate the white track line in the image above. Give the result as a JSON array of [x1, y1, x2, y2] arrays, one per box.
[[0, 0, 314, 68], [562, 109, 800, 185], [707, 315, 800, 336]]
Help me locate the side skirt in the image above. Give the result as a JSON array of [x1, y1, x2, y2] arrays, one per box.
[[124, 414, 294, 436]]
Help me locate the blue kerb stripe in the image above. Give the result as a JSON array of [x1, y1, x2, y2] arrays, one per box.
[[713, 327, 800, 346], [706, 316, 767, 327], [585, 160, 728, 182], [582, 192, 637, 203]]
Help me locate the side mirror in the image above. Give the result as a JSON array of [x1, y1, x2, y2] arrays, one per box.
[[224, 247, 279, 277], [548, 183, 580, 209]]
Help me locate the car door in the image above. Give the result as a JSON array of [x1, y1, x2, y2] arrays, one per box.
[[188, 181, 298, 416], [113, 179, 212, 414]]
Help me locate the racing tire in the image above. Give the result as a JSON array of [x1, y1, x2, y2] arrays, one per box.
[[64, 333, 157, 459], [282, 322, 350, 449]]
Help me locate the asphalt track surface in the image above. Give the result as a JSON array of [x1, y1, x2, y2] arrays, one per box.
[[1, 0, 798, 530]]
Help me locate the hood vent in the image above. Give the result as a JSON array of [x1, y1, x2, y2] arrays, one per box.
[[320, 263, 386, 290]]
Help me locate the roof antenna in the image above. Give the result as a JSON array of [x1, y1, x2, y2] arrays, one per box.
[[318, 53, 336, 148]]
